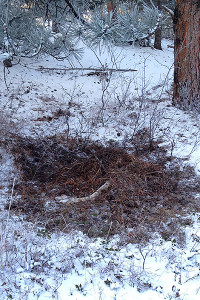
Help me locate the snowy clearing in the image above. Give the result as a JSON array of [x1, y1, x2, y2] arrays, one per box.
[[0, 40, 200, 299]]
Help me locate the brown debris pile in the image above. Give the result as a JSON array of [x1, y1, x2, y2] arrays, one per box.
[[9, 135, 197, 241]]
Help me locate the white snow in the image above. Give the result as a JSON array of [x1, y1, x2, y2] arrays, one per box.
[[0, 52, 11, 61], [0, 39, 200, 299]]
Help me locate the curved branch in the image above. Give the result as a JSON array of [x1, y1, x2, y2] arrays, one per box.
[[64, 0, 85, 24], [21, 42, 43, 58], [55, 181, 110, 204], [162, 5, 174, 20]]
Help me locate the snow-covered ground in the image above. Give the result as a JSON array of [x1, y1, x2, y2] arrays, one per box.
[[0, 40, 200, 299]]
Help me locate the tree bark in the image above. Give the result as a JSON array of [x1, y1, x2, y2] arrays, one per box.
[[154, 0, 162, 50], [154, 27, 162, 50], [107, 1, 117, 20], [173, 0, 200, 111]]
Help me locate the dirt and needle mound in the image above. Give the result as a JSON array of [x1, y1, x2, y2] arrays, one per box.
[[7, 135, 200, 243]]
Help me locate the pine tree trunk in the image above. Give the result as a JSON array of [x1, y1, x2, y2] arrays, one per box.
[[173, 0, 200, 111], [154, 27, 162, 50], [154, 0, 162, 50], [107, 1, 117, 20]]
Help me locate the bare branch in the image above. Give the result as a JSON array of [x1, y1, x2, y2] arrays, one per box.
[[21, 42, 43, 58], [37, 66, 138, 73], [55, 181, 110, 204], [162, 5, 174, 19]]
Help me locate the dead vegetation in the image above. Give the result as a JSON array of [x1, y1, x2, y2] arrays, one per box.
[[6, 135, 200, 242]]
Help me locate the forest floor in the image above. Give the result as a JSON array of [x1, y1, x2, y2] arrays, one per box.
[[0, 40, 200, 299]]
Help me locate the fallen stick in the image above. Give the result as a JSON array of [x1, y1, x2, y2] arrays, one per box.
[[55, 180, 110, 204], [38, 66, 137, 73]]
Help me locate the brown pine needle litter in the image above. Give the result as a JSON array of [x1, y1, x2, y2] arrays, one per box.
[[8, 135, 200, 242]]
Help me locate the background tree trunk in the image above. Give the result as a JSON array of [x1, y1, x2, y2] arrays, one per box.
[[154, 0, 162, 50], [107, 1, 117, 20], [173, 0, 200, 111]]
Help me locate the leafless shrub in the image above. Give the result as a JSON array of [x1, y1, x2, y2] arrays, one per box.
[[97, 71, 113, 124], [0, 111, 18, 144]]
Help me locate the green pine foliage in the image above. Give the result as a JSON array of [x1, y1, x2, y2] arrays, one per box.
[[0, 0, 82, 60], [83, 7, 118, 51], [0, 0, 161, 62], [84, 2, 160, 48]]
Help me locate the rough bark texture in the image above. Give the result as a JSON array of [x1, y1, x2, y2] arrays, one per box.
[[154, 0, 162, 50], [173, 0, 200, 111], [154, 27, 162, 50]]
